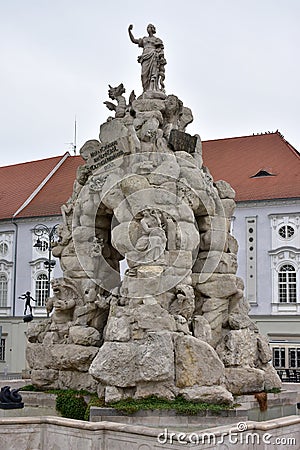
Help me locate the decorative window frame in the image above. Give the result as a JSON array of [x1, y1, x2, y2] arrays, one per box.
[[270, 214, 300, 249], [0, 261, 13, 315], [30, 260, 49, 317], [269, 248, 300, 314], [31, 229, 49, 260], [0, 232, 14, 261]]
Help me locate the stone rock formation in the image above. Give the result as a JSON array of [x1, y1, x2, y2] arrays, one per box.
[[26, 24, 281, 403]]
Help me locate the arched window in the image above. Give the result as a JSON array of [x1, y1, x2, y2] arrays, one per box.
[[0, 273, 8, 307], [278, 264, 297, 303], [35, 273, 48, 307]]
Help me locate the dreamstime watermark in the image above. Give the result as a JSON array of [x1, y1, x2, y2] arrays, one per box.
[[157, 422, 297, 446]]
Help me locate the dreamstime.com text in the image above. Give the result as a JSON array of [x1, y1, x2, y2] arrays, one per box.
[[157, 422, 297, 446]]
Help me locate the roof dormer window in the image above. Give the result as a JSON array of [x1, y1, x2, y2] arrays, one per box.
[[250, 169, 276, 178]]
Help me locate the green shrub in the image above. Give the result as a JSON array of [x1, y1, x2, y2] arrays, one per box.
[[56, 391, 88, 420], [84, 395, 105, 421], [108, 395, 233, 415]]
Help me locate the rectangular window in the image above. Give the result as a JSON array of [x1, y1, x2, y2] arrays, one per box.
[[288, 348, 300, 369], [0, 338, 5, 361], [35, 274, 48, 307], [273, 347, 286, 369], [0, 274, 8, 307], [278, 265, 297, 303]]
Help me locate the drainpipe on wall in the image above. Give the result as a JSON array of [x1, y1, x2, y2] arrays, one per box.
[[11, 218, 18, 317]]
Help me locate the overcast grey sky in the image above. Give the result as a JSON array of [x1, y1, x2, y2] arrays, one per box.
[[1, 0, 299, 166]]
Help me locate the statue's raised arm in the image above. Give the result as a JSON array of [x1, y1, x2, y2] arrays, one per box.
[[128, 23, 166, 97], [128, 24, 139, 45]]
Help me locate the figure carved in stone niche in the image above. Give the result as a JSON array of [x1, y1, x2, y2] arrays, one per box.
[[128, 24, 166, 93], [91, 236, 104, 280], [134, 209, 167, 264], [104, 83, 127, 118], [73, 280, 109, 334], [46, 278, 77, 325], [169, 284, 195, 321], [52, 224, 71, 250]]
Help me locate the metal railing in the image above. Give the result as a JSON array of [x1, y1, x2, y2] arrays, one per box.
[[0, 372, 23, 380], [277, 369, 300, 383]]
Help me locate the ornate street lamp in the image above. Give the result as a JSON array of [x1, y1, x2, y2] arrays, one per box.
[[33, 224, 59, 297]]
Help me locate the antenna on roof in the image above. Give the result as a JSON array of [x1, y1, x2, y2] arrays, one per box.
[[73, 116, 77, 155], [66, 116, 77, 155]]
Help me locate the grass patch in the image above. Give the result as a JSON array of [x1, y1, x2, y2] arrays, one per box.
[[108, 395, 233, 415], [20, 384, 40, 391]]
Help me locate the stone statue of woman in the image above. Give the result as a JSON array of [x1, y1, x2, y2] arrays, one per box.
[[128, 24, 166, 94], [135, 209, 167, 263]]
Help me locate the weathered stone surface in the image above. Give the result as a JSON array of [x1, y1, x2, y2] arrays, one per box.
[[104, 386, 125, 403], [177, 221, 200, 251], [257, 335, 272, 364], [174, 335, 224, 388], [135, 382, 176, 400], [261, 364, 282, 390], [31, 369, 59, 389], [193, 251, 237, 274], [58, 370, 98, 392], [90, 342, 136, 387], [227, 234, 239, 254], [220, 199, 236, 218], [26, 343, 54, 370], [104, 314, 132, 342], [181, 385, 233, 405], [200, 229, 228, 252], [27, 343, 99, 372], [69, 326, 101, 346], [132, 98, 165, 112], [168, 250, 192, 269], [200, 298, 229, 346], [99, 118, 128, 143], [101, 173, 125, 210], [179, 167, 206, 191], [147, 154, 180, 184], [228, 311, 256, 330], [196, 215, 230, 233], [176, 151, 197, 168], [51, 345, 99, 371], [90, 332, 174, 387], [217, 329, 257, 368], [225, 368, 265, 394], [26, 320, 49, 343], [214, 180, 236, 199], [192, 316, 212, 343], [194, 274, 238, 298], [133, 304, 176, 332]]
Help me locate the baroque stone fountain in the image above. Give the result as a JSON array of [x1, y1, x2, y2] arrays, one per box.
[[26, 24, 281, 404]]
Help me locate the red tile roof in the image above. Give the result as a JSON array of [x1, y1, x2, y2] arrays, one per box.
[[202, 131, 300, 202], [17, 155, 83, 218], [0, 154, 69, 220], [0, 131, 299, 221]]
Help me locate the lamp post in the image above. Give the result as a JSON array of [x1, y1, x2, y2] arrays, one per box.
[[33, 224, 59, 297]]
